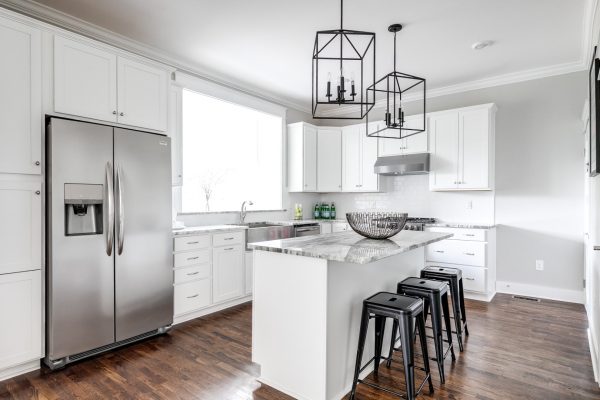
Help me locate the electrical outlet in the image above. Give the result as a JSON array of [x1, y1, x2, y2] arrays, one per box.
[[536, 259, 544, 271]]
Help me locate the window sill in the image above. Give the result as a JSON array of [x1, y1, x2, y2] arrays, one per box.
[[178, 209, 287, 216]]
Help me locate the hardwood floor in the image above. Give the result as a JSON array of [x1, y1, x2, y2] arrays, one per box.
[[0, 294, 598, 400]]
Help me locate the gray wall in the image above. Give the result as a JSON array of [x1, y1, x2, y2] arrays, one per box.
[[406, 72, 587, 293]]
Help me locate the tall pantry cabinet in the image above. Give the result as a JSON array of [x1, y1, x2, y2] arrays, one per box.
[[0, 12, 43, 380]]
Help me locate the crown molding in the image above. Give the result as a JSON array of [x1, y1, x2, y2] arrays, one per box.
[[0, 0, 312, 114]]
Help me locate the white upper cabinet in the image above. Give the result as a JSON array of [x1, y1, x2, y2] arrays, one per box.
[[117, 57, 168, 131], [317, 128, 342, 192], [0, 17, 42, 175], [0, 181, 42, 275], [54, 36, 118, 123], [341, 123, 379, 192], [378, 115, 428, 157], [288, 122, 317, 192], [54, 36, 170, 131], [429, 104, 496, 191]]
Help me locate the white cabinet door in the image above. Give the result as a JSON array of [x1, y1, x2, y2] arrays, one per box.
[[303, 125, 318, 191], [403, 115, 428, 154], [0, 17, 42, 175], [332, 222, 350, 232], [360, 124, 379, 191], [378, 137, 405, 157], [117, 57, 168, 131], [212, 245, 244, 303], [168, 87, 183, 186], [245, 251, 253, 296], [459, 108, 490, 189], [0, 182, 41, 275], [319, 222, 332, 234], [317, 128, 342, 192], [54, 36, 117, 122], [0, 270, 42, 370], [342, 126, 361, 191], [429, 112, 459, 190]]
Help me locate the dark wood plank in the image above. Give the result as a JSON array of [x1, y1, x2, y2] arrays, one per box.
[[0, 294, 598, 399]]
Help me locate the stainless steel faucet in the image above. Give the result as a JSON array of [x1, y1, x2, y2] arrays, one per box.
[[240, 200, 254, 224]]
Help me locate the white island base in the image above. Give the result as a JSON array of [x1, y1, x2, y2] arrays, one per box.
[[252, 247, 425, 400]]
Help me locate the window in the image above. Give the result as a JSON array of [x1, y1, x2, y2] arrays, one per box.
[[181, 89, 283, 213]]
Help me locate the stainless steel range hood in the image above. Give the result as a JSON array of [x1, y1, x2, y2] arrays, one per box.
[[374, 153, 430, 175]]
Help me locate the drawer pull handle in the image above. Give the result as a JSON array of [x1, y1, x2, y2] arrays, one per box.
[[187, 256, 199, 261], [224, 237, 234, 240], [465, 277, 475, 281], [187, 271, 200, 276], [464, 252, 475, 256], [187, 241, 199, 244], [186, 294, 199, 299], [224, 247, 234, 251], [465, 234, 475, 237], [435, 250, 445, 253]]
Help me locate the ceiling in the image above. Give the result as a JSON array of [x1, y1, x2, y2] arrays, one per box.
[[27, 0, 589, 112]]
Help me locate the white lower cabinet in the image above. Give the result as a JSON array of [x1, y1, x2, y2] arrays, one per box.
[[245, 251, 253, 296], [332, 222, 350, 233], [173, 231, 248, 322], [0, 270, 42, 371], [320, 222, 333, 234], [213, 245, 244, 303]]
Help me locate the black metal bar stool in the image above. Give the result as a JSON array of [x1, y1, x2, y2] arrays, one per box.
[[350, 292, 434, 400], [420, 266, 469, 351], [389, 277, 456, 384]]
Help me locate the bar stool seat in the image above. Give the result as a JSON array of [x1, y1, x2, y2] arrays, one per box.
[[421, 266, 469, 351], [391, 277, 456, 384], [350, 292, 434, 400]]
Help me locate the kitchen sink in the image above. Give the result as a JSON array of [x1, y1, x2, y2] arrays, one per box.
[[229, 222, 294, 250]]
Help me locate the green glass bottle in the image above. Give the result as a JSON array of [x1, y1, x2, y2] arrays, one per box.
[[322, 203, 331, 219], [314, 203, 320, 219], [330, 202, 336, 220]]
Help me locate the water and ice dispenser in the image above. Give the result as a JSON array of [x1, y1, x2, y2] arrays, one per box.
[[64, 183, 104, 236]]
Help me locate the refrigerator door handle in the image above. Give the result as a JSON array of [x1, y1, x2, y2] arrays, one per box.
[[105, 162, 114, 256], [116, 164, 125, 255]]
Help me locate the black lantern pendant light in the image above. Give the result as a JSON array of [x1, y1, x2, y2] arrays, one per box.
[[366, 24, 426, 139], [312, 0, 376, 120]]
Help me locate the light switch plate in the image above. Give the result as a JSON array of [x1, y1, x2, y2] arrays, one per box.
[[535, 259, 544, 271]]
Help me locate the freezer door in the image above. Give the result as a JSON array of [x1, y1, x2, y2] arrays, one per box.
[[114, 128, 173, 341], [47, 118, 115, 360]]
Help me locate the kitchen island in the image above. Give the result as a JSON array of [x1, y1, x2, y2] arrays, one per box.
[[249, 230, 452, 400]]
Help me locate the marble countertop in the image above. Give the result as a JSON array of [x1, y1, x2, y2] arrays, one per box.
[[173, 225, 247, 236], [271, 219, 347, 225], [248, 230, 452, 264], [426, 222, 496, 229]]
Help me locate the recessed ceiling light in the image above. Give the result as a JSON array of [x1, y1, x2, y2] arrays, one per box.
[[471, 40, 494, 50]]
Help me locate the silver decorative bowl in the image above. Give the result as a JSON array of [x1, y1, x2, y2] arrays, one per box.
[[346, 212, 408, 240]]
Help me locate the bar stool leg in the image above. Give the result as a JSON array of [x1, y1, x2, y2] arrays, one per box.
[[459, 279, 469, 336], [399, 315, 416, 400], [450, 286, 464, 352], [350, 307, 370, 400], [373, 316, 386, 374], [416, 313, 434, 395], [441, 292, 456, 361], [386, 318, 399, 368], [429, 296, 446, 384]]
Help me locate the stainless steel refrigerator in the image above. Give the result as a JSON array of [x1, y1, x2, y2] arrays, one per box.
[[45, 118, 173, 369]]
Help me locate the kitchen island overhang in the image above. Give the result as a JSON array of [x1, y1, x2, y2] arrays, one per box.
[[249, 230, 452, 400]]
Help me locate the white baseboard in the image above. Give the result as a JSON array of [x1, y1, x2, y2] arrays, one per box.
[[496, 281, 584, 304], [0, 359, 40, 382], [464, 291, 496, 302], [173, 295, 252, 325]]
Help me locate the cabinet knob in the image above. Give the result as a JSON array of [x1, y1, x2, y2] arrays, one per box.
[[112, 111, 117, 115], [119, 112, 124, 116], [35, 190, 41, 195], [35, 161, 40, 166]]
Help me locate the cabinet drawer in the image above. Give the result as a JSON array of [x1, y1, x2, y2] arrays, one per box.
[[174, 263, 211, 284], [174, 249, 210, 268], [458, 265, 487, 293], [426, 227, 486, 241], [213, 231, 244, 247], [426, 240, 486, 267], [174, 235, 211, 252], [174, 279, 211, 316]]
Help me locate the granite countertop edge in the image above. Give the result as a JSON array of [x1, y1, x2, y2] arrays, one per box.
[[425, 222, 496, 229], [173, 225, 248, 236]]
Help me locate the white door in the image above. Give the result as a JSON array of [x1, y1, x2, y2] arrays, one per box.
[[0, 182, 41, 275], [459, 109, 490, 189], [317, 128, 342, 192], [403, 115, 428, 154], [117, 57, 168, 131], [360, 125, 379, 191], [213, 245, 244, 303], [0, 270, 42, 370], [342, 126, 361, 191], [429, 112, 459, 190], [0, 17, 41, 175], [54, 36, 117, 122], [303, 125, 318, 191]]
